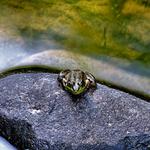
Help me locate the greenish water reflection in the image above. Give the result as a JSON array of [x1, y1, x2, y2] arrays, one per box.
[[0, 0, 149, 65]]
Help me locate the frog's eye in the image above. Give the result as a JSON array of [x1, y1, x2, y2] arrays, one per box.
[[77, 82, 80, 86], [62, 78, 67, 86], [58, 70, 70, 81]]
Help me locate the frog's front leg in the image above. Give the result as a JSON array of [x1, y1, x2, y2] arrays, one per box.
[[85, 72, 97, 88]]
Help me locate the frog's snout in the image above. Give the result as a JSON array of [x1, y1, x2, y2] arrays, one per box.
[[73, 83, 79, 91]]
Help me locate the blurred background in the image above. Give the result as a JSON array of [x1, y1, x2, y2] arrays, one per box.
[[0, 0, 150, 68]]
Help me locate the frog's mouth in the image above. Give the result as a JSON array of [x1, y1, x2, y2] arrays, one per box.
[[64, 86, 86, 95]]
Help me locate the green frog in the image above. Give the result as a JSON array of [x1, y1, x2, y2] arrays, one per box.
[[58, 69, 96, 95]]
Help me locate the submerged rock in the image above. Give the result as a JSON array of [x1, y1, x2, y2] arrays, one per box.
[[1, 50, 150, 99], [19, 50, 150, 99], [0, 73, 150, 150]]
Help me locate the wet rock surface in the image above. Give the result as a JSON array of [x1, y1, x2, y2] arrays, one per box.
[[0, 73, 150, 150]]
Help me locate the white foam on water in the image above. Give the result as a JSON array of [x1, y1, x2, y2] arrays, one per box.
[[0, 136, 17, 150]]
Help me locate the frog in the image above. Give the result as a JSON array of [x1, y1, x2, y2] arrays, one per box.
[[58, 69, 96, 95]]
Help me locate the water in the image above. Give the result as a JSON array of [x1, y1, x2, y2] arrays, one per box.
[[0, 0, 149, 72], [0, 0, 149, 67], [0, 137, 17, 150], [0, 29, 61, 70]]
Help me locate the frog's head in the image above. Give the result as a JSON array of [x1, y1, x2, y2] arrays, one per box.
[[58, 69, 96, 95], [63, 78, 87, 95], [58, 69, 89, 95]]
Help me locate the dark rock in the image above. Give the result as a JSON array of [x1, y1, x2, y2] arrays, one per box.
[[0, 73, 150, 150], [115, 134, 150, 150]]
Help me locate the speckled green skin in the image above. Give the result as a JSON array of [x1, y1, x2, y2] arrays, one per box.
[[58, 69, 96, 95]]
